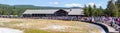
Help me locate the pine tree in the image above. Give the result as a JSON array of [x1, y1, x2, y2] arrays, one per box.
[[116, 0, 120, 17], [109, 0, 119, 17], [84, 5, 89, 16], [92, 4, 97, 16], [112, 4, 119, 17], [106, 0, 112, 16], [97, 6, 103, 16], [106, 0, 119, 17], [88, 5, 92, 16]]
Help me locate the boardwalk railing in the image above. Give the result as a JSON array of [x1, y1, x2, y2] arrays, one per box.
[[84, 21, 109, 33]]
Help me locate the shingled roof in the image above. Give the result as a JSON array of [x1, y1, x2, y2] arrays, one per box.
[[23, 8, 84, 15], [68, 9, 84, 15]]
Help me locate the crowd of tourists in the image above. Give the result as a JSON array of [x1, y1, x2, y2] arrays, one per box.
[[32, 16, 82, 20], [81, 16, 120, 31], [20, 16, 120, 31]]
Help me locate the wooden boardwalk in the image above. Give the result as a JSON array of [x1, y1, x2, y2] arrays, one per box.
[[99, 23, 119, 33]]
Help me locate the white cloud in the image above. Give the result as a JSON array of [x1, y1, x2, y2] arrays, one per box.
[[87, 2, 95, 6], [49, 2, 59, 5], [65, 3, 83, 7], [98, 4, 101, 6]]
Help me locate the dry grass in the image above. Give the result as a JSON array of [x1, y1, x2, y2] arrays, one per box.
[[0, 18, 101, 33]]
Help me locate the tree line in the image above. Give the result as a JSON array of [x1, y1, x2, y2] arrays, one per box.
[[0, 0, 119, 17], [0, 4, 65, 16], [0, 5, 35, 16], [84, 0, 120, 17]]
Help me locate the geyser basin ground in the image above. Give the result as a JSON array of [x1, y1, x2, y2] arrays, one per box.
[[0, 18, 105, 33], [0, 28, 23, 33]]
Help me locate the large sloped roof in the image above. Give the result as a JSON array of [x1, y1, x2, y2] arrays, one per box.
[[68, 9, 84, 15], [23, 8, 84, 15], [23, 9, 59, 14]]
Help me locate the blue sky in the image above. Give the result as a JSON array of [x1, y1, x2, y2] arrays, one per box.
[[0, 0, 109, 9]]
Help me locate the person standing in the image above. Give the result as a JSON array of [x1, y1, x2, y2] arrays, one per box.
[[118, 17, 120, 26], [106, 16, 112, 26], [101, 16, 106, 23]]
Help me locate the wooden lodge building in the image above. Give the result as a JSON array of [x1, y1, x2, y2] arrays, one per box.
[[23, 8, 84, 17]]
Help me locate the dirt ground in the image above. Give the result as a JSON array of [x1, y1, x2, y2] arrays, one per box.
[[0, 18, 103, 33]]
